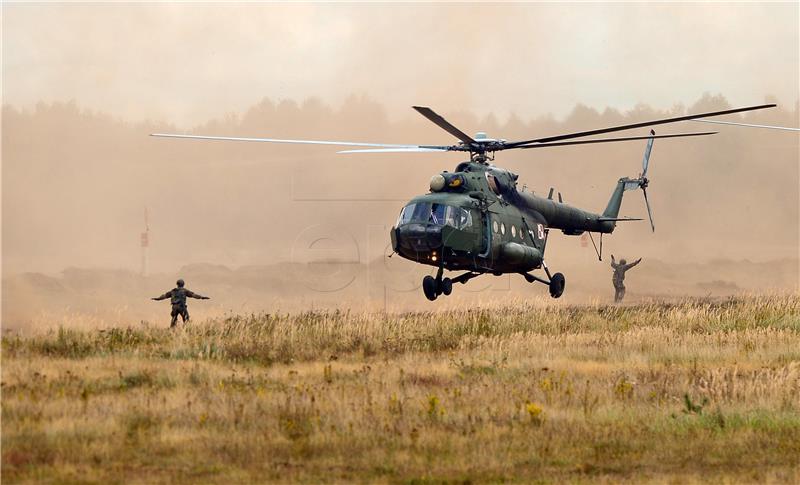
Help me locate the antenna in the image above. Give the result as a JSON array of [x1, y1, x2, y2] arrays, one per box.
[[140, 207, 149, 276]]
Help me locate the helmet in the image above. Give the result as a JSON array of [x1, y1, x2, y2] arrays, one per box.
[[176, 279, 185, 287], [620, 259, 627, 265]]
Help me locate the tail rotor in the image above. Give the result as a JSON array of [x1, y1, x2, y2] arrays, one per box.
[[621, 130, 656, 231], [639, 130, 656, 232]]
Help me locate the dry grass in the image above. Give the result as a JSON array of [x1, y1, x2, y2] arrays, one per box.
[[3, 295, 800, 483]]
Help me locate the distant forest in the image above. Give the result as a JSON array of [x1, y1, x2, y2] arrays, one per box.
[[3, 94, 798, 274]]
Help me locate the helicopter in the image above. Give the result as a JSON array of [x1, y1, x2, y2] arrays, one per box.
[[152, 103, 775, 301]]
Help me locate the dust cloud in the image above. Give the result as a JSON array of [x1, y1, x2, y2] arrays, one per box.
[[2, 4, 798, 327], [2, 95, 798, 327]]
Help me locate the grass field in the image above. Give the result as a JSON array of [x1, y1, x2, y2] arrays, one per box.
[[3, 295, 800, 484]]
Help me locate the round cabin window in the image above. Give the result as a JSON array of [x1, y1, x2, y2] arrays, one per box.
[[500, 223, 506, 235], [511, 225, 517, 238], [493, 220, 499, 233]]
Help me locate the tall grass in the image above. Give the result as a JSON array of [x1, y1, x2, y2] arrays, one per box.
[[2, 295, 799, 483], [5, 295, 799, 364]]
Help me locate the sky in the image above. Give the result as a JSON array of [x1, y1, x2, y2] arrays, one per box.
[[3, 3, 799, 128]]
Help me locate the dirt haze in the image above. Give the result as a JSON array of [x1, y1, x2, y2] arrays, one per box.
[[3, 95, 799, 326], [3, 256, 797, 329], [3, 95, 798, 273]]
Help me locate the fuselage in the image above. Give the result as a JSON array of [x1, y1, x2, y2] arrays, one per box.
[[390, 161, 618, 274]]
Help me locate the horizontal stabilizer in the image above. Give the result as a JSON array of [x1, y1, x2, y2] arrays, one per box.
[[597, 217, 643, 222]]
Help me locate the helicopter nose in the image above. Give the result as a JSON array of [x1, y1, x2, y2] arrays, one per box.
[[395, 223, 442, 253]]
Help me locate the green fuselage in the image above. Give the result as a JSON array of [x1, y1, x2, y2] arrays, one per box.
[[391, 161, 626, 274]]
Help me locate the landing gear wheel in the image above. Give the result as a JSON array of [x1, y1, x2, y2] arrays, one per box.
[[441, 277, 453, 296], [423, 275, 438, 301], [549, 273, 565, 298]]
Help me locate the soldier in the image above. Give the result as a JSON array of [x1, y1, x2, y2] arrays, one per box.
[[610, 255, 642, 303], [151, 279, 210, 328]]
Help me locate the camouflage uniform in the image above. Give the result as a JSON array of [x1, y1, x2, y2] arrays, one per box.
[[152, 280, 210, 327], [610, 255, 641, 303]]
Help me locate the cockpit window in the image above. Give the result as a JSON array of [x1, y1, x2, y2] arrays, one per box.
[[430, 204, 447, 225], [397, 203, 431, 226], [397, 203, 473, 229]]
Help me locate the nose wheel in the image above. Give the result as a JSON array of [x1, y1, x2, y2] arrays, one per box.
[[422, 264, 455, 301], [422, 275, 437, 301], [422, 274, 453, 301], [441, 277, 453, 296]]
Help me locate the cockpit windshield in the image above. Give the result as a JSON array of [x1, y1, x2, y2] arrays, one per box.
[[396, 202, 473, 229]]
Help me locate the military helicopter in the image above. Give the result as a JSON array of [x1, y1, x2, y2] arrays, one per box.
[[152, 103, 775, 300]]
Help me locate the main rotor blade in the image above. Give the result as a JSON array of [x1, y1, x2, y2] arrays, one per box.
[[337, 147, 450, 154], [506, 103, 775, 148], [150, 133, 424, 149], [517, 131, 715, 149], [412, 106, 476, 145], [691, 119, 800, 132]]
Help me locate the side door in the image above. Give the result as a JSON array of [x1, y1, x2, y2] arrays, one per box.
[[441, 207, 482, 252]]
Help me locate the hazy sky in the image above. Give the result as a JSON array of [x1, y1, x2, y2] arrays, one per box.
[[3, 3, 799, 128]]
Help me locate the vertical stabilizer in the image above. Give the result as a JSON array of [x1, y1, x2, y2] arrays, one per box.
[[602, 179, 627, 220], [601, 130, 657, 231]]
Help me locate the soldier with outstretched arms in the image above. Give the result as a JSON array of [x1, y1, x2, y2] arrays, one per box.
[[151, 279, 210, 327], [610, 255, 641, 303]]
